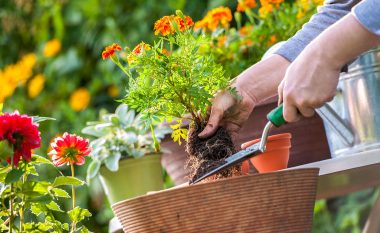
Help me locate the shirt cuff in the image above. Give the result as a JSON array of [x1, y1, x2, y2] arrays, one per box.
[[352, 0, 380, 36]]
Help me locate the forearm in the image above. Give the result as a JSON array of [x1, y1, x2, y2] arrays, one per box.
[[276, 0, 359, 62], [234, 54, 290, 103], [308, 13, 380, 70]]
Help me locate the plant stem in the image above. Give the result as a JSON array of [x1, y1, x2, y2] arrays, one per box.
[[9, 156, 14, 233], [115, 61, 132, 79], [19, 172, 26, 233], [70, 164, 76, 233], [71, 164, 76, 209]]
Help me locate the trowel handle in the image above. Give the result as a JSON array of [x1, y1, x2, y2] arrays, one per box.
[[267, 104, 286, 127]]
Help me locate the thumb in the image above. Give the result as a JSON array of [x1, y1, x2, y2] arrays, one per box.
[[198, 107, 224, 138]]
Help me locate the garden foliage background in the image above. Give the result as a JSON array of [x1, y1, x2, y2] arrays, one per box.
[[0, 0, 377, 232]]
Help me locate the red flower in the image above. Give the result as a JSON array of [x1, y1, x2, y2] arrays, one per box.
[[102, 43, 122, 60], [0, 112, 41, 166], [49, 133, 91, 167]]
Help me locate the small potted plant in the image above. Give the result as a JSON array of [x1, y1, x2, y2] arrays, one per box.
[[102, 10, 243, 182], [82, 104, 170, 204]]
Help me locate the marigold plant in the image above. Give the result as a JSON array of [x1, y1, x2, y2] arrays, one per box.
[[103, 11, 235, 148]]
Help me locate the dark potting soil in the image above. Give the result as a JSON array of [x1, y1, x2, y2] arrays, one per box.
[[186, 122, 242, 182]]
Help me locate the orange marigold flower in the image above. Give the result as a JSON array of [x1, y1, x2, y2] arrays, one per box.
[[48, 132, 91, 167], [217, 36, 227, 48], [102, 43, 122, 60], [128, 42, 151, 64], [154, 15, 194, 36], [267, 35, 278, 46], [261, 0, 284, 7], [132, 42, 151, 55], [239, 25, 254, 36], [161, 48, 171, 56], [154, 16, 172, 36], [240, 39, 254, 47], [175, 15, 194, 31], [195, 7, 232, 31], [237, 0, 257, 12]]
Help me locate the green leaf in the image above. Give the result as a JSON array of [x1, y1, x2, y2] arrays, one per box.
[[87, 159, 101, 180], [0, 103, 3, 113], [5, 169, 24, 184], [25, 164, 38, 176], [51, 188, 70, 198], [46, 201, 63, 212], [32, 116, 56, 123], [28, 194, 53, 204], [80, 225, 92, 233], [23, 181, 50, 195], [68, 206, 92, 223], [104, 152, 121, 172], [32, 154, 54, 166], [31, 203, 48, 217], [53, 176, 84, 187], [0, 140, 12, 160]]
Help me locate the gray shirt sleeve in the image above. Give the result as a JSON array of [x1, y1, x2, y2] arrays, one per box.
[[275, 0, 361, 62], [353, 0, 380, 36]]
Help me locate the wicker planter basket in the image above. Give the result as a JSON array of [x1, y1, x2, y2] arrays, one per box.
[[112, 168, 319, 233]]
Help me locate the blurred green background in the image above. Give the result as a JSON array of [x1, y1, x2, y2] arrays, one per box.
[[0, 0, 377, 232]]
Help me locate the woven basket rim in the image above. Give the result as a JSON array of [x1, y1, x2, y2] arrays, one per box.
[[112, 167, 319, 208]]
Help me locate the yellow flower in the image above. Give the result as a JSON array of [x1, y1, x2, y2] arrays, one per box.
[[43, 39, 61, 58], [297, 10, 306, 19], [69, 88, 91, 112], [28, 74, 45, 98], [259, 3, 274, 18], [107, 85, 119, 97], [0, 72, 16, 103], [0, 53, 36, 102], [312, 0, 324, 6]]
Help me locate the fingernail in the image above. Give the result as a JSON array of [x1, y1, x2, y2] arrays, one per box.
[[241, 143, 246, 149]]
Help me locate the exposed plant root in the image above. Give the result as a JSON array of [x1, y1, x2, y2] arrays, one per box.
[[186, 122, 242, 182]]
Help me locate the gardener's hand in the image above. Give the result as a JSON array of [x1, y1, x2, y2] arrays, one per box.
[[199, 54, 290, 140], [277, 49, 340, 122], [278, 14, 380, 122]]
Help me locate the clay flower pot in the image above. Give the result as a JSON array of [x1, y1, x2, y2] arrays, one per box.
[[112, 168, 319, 233], [242, 133, 291, 173]]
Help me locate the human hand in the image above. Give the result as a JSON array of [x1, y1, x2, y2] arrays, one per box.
[[198, 54, 290, 140], [278, 14, 380, 123], [277, 48, 340, 122], [198, 86, 256, 141]]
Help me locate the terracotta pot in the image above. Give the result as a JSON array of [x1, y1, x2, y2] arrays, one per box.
[[112, 168, 319, 233], [242, 133, 291, 173]]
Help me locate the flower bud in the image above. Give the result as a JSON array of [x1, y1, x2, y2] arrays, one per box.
[[234, 12, 242, 29], [176, 10, 185, 19]]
